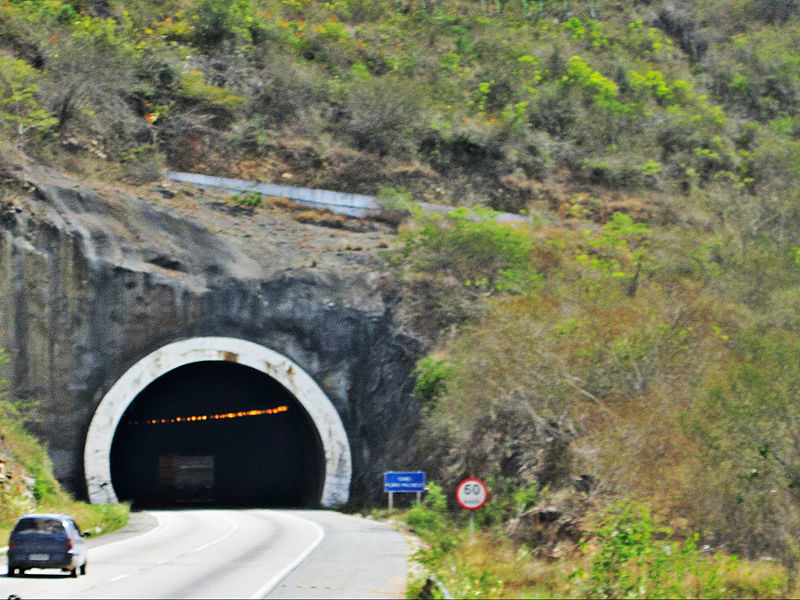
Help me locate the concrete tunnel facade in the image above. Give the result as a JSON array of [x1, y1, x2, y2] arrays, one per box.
[[84, 337, 352, 507]]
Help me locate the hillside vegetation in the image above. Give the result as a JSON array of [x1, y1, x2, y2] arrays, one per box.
[[0, 350, 128, 543], [2, 0, 799, 210], [2, 0, 800, 597]]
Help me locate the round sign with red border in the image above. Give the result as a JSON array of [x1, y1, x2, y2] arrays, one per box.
[[456, 477, 488, 510]]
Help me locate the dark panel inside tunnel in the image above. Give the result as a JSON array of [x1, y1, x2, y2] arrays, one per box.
[[109, 361, 325, 508]]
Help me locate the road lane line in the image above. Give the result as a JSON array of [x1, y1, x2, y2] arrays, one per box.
[[89, 512, 166, 555], [249, 512, 325, 599], [193, 512, 240, 552], [109, 573, 129, 582]]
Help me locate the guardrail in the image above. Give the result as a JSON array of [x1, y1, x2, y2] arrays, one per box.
[[419, 574, 454, 599]]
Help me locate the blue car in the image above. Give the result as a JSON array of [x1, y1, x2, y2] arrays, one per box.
[[7, 514, 89, 577]]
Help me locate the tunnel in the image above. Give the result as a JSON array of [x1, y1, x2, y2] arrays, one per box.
[[109, 361, 325, 508], [84, 337, 353, 508]]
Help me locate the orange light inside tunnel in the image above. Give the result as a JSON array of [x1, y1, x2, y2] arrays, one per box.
[[126, 405, 289, 426]]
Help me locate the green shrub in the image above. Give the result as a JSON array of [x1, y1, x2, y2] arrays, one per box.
[[690, 331, 800, 579], [578, 156, 650, 188], [232, 191, 264, 208], [703, 25, 800, 121], [397, 206, 540, 293], [179, 70, 246, 112], [406, 482, 455, 554], [745, 130, 800, 191], [0, 55, 57, 142], [340, 75, 422, 157], [122, 144, 165, 183], [572, 501, 754, 599], [374, 186, 415, 225], [190, 0, 239, 49], [413, 357, 453, 411], [476, 476, 540, 527]]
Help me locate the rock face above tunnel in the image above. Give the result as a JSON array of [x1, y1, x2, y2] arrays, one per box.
[[0, 162, 423, 503]]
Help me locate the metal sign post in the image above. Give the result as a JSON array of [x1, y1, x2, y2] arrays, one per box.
[[384, 471, 426, 509], [456, 478, 489, 540]]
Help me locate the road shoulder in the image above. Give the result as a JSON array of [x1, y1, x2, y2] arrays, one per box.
[[265, 510, 408, 599], [86, 511, 159, 549]]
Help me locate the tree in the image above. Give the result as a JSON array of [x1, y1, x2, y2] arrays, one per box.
[[0, 56, 57, 145], [694, 332, 800, 589]]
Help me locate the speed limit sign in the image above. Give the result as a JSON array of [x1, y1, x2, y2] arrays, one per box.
[[456, 477, 488, 510]]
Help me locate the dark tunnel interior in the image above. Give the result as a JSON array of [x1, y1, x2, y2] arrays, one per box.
[[109, 361, 326, 509]]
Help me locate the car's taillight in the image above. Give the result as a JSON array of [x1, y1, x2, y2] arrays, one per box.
[[8, 540, 13, 550], [65, 538, 73, 551]]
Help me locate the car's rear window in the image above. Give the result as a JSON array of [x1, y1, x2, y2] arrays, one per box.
[[13, 518, 66, 535]]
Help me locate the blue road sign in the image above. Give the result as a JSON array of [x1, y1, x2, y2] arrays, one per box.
[[384, 471, 426, 493]]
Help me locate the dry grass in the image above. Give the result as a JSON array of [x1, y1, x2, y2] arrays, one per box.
[[453, 531, 587, 598]]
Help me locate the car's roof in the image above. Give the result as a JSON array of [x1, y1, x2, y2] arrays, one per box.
[[17, 513, 73, 520]]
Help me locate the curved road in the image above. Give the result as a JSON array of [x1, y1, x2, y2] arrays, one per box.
[[0, 510, 407, 599]]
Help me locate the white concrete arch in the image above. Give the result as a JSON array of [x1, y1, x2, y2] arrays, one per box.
[[84, 337, 351, 507]]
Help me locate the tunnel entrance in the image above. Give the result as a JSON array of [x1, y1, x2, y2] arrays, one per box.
[[109, 361, 325, 508], [85, 337, 352, 507]]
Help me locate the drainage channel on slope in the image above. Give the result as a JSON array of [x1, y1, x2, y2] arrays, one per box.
[[166, 171, 532, 223]]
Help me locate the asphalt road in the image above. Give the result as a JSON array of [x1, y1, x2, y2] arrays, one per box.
[[0, 509, 408, 599]]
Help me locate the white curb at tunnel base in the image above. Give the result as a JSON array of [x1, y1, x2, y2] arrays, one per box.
[[84, 337, 352, 507]]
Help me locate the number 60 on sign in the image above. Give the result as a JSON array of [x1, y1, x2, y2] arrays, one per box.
[[456, 477, 488, 510]]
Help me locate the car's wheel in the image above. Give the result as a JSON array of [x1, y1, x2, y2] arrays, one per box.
[[70, 567, 78, 578], [80, 561, 87, 575], [18, 569, 25, 576], [7, 565, 15, 577]]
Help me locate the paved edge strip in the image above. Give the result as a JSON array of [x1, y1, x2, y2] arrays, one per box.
[[248, 511, 326, 599]]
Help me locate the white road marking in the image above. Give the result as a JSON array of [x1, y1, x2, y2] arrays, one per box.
[[89, 512, 166, 556], [109, 574, 129, 582], [249, 512, 325, 599], [193, 512, 240, 552]]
